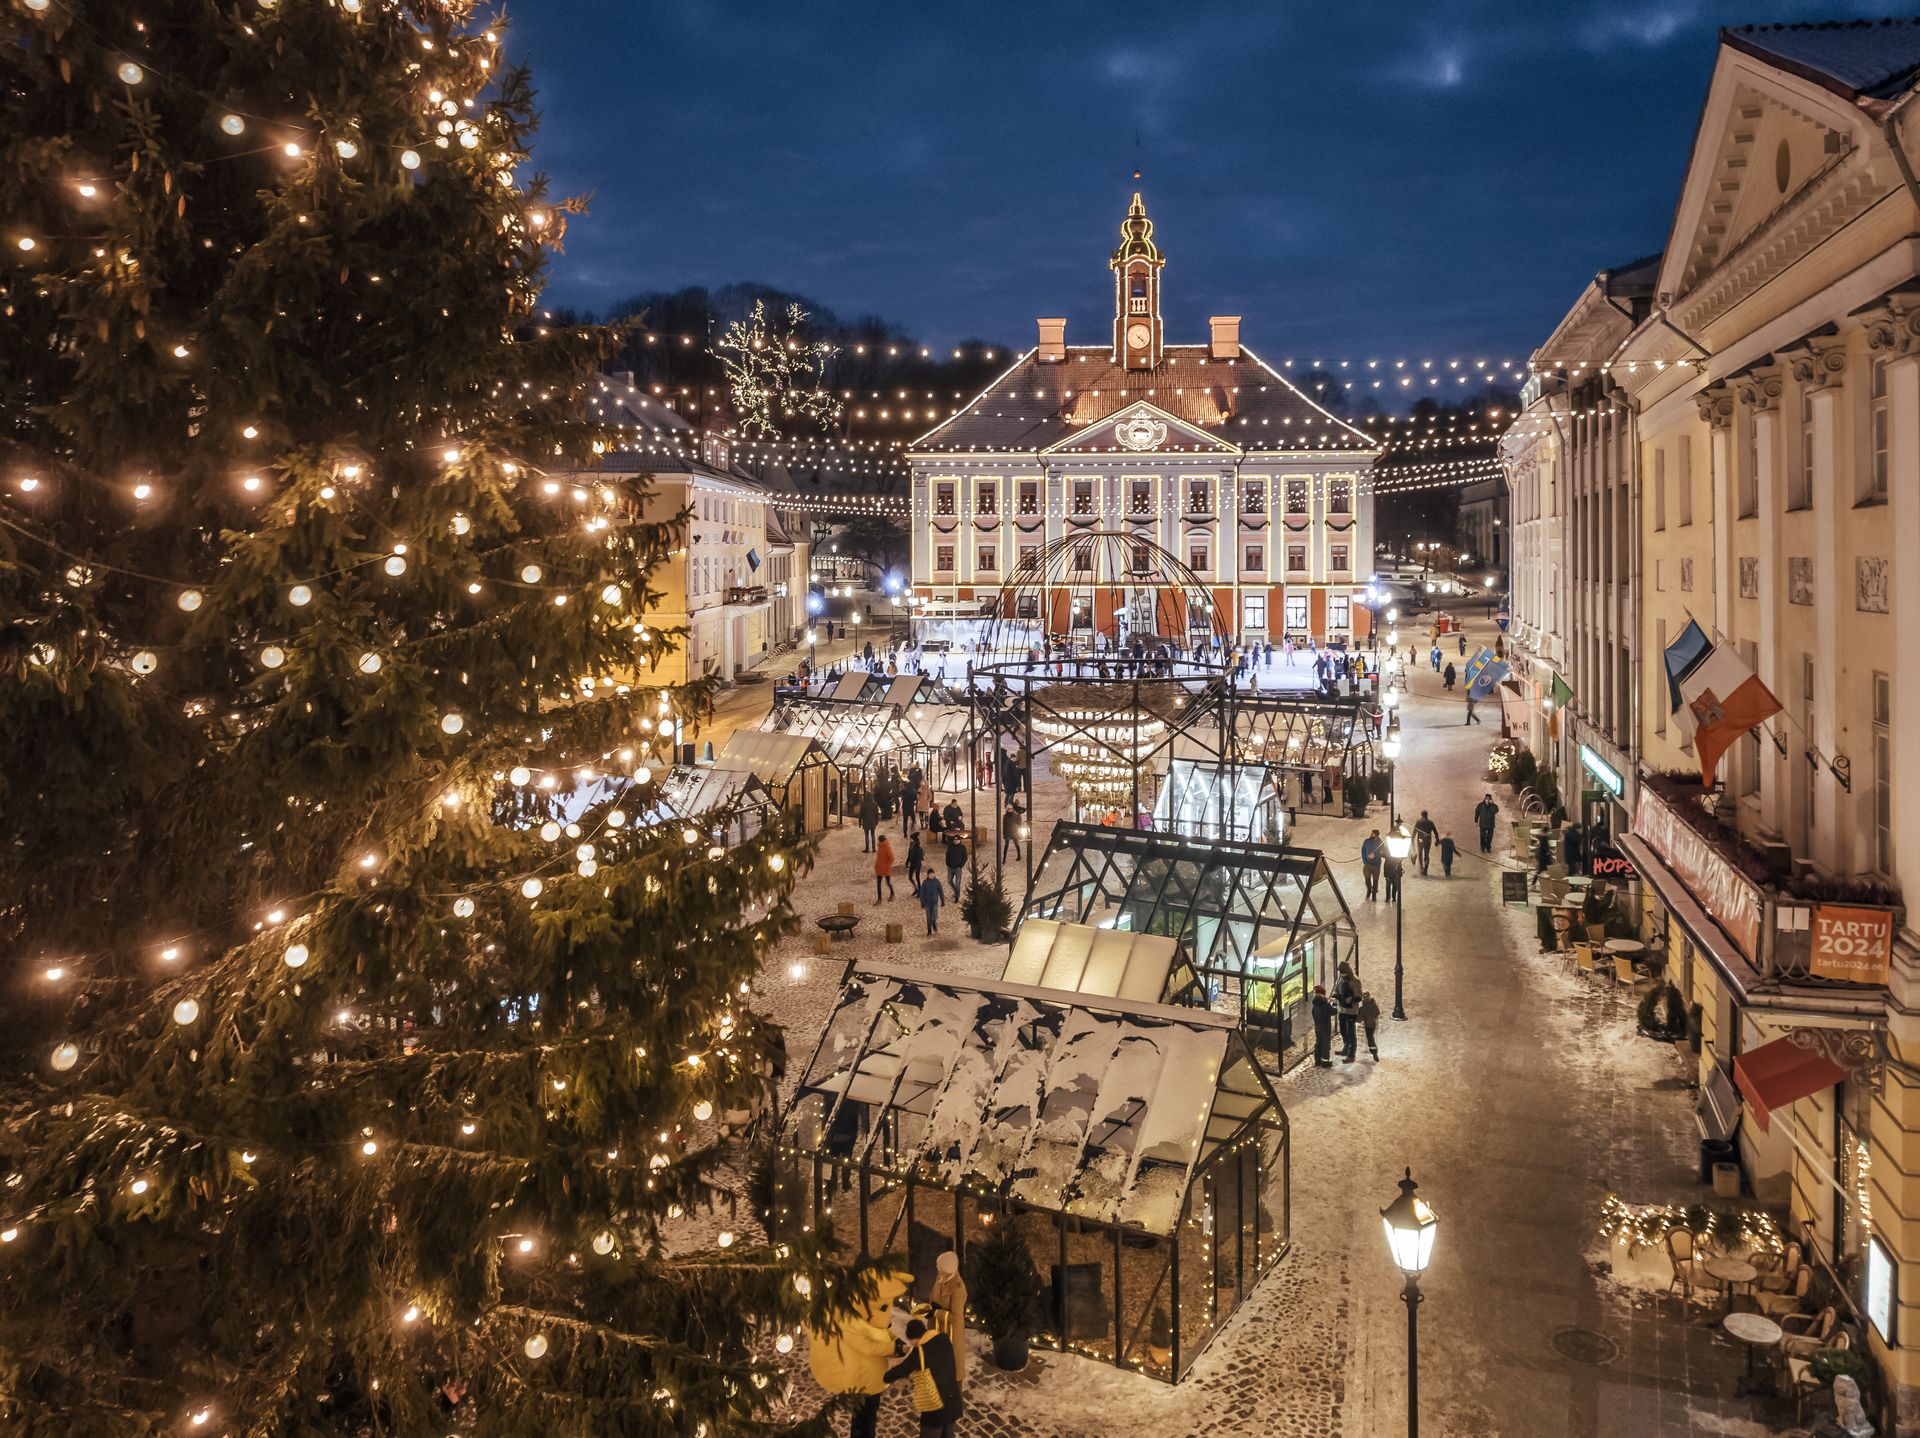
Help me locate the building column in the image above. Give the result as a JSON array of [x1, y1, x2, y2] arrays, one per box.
[[1739, 367, 1784, 834], [1885, 348, 1920, 951], [1696, 385, 1735, 641]]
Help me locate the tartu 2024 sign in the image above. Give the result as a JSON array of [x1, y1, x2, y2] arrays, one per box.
[[1808, 904, 1895, 985]]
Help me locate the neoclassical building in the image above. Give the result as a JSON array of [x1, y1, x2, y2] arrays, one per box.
[[906, 195, 1379, 647]]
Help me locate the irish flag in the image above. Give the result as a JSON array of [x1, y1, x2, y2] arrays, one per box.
[[1663, 619, 1782, 787]]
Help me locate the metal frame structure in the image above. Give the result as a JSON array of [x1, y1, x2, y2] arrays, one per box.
[[1019, 823, 1360, 1072], [763, 695, 979, 795], [1229, 693, 1381, 819], [775, 961, 1288, 1382]]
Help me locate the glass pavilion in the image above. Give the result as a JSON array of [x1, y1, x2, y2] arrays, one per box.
[[1019, 824, 1359, 1072], [1229, 694, 1379, 818], [776, 961, 1288, 1381]]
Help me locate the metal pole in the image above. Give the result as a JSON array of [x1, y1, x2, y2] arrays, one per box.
[[1391, 879, 1407, 1021], [1402, 1273, 1423, 1438]]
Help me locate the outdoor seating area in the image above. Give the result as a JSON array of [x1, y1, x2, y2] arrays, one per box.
[[1642, 1212, 1872, 1424]]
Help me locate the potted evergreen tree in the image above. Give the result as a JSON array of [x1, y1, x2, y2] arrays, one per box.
[[1636, 981, 1690, 1042], [1148, 1304, 1173, 1369], [961, 863, 1013, 943], [967, 1221, 1047, 1370]]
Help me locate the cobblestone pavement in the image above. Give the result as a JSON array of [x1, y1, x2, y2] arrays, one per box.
[[693, 610, 1813, 1437]]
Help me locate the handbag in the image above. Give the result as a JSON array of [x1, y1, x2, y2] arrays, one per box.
[[909, 1346, 942, 1414]]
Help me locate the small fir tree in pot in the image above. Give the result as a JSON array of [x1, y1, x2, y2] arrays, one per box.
[[1148, 1304, 1172, 1368], [961, 862, 1012, 943], [966, 1218, 1047, 1370]]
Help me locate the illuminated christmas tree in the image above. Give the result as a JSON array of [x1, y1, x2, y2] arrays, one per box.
[[0, 2, 869, 1431]]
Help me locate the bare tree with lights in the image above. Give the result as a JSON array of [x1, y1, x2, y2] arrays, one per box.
[[713, 299, 845, 439], [0, 2, 881, 1433]]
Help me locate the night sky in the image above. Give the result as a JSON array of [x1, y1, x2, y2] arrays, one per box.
[[511, 0, 1890, 362]]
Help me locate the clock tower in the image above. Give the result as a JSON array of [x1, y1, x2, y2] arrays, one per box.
[[1110, 191, 1165, 370]]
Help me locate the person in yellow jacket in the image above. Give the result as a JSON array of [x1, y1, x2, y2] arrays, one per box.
[[807, 1269, 909, 1438], [927, 1250, 969, 1382]]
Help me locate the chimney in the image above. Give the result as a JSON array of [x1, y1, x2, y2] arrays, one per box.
[[1209, 317, 1241, 361], [1036, 317, 1067, 363]]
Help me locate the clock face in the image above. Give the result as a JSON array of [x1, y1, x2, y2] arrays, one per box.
[[1126, 322, 1151, 349]]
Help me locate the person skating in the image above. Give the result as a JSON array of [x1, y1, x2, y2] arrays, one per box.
[[1413, 811, 1438, 874], [884, 1317, 963, 1438], [905, 833, 926, 890], [944, 836, 968, 900], [1334, 963, 1362, 1062], [1310, 984, 1335, 1067], [915, 873, 946, 935], [874, 836, 896, 903], [1359, 990, 1381, 1059], [1439, 830, 1457, 876], [1474, 793, 1499, 852], [859, 792, 880, 853], [1360, 829, 1384, 901]]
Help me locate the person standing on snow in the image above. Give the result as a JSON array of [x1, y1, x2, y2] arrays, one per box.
[[1360, 829, 1384, 901], [873, 835, 896, 903], [928, 1251, 969, 1383], [1439, 830, 1457, 877], [884, 1317, 963, 1438], [859, 792, 880, 853], [905, 832, 926, 890], [1413, 811, 1438, 874], [1474, 793, 1500, 853], [915, 873, 946, 936], [808, 1271, 909, 1438], [944, 836, 968, 900], [1310, 984, 1335, 1068], [1334, 963, 1362, 1063], [1359, 990, 1382, 1059]]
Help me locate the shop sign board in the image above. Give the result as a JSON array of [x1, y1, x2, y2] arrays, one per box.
[[1579, 744, 1625, 799], [1868, 1233, 1897, 1344], [1809, 904, 1895, 985], [1631, 788, 1763, 962], [1590, 847, 1637, 881]]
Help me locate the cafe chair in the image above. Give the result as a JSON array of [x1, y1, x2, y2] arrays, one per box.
[[1612, 955, 1640, 989], [1665, 1228, 1705, 1303], [1573, 943, 1596, 978], [1754, 1265, 1812, 1318], [1756, 1241, 1803, 1287], [1586, 922, 1610, 946], [1778, 1304, 1835, 1358], [1784, 1321, 1845, 1421]]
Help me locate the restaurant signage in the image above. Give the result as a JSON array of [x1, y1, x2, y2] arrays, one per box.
[[1809, 904, 1895, 985], [1869, 1233, 1898, 1344], [1632, 788, 1762, 962], [1579, 744, 1625, 799], [1590, 847, 1637, 881]]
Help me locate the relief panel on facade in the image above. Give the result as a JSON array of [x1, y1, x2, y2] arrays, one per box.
[[1739, 557, 1759, 598], [1857, 555, 1890, 614], [1788, 556, 1813, 606]]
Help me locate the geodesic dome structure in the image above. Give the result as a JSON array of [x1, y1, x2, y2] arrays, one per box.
[[981, 531, 1227, 656]]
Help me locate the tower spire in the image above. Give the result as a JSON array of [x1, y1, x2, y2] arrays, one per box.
[[1111, 190, 1165, 369]]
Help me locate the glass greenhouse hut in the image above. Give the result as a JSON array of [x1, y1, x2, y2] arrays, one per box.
[[776, 961, 1288, 1381], [1020, 823, 1359, 1071]]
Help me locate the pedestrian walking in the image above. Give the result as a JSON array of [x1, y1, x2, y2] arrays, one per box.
[[859, 792, 879, 853], [1474, 793, 1499, 853], [1413, 811, 1437, 874], [1360, 991, 1381, 1059], [906, 833, 926, 889], [1310, 985, 1335, 1068], [901, 776, 921, 836], [1565, 822, 1586, 876], [1383, 852, 1403, 902], [915, 873, 946, 935], [1458, 632, 1468, 655], [1000, 801, 1025, 860], [1439, 830, 1457, 876], [1464, 693, 1481, 724], [884, 1317, 963, 1438], [1334, 962, 1361, 1063], [944, 836, 968, 900], [1536, 829, 1553, 873], [1360, 828, 1384, 901], [1430, 644, 1441, 672], [874, 836, 896, 903], [1442, 661, 1456, 691]]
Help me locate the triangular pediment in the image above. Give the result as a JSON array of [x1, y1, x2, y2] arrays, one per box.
[[1042, 401, 1240, 457], [1660, 52, 1869, 310]]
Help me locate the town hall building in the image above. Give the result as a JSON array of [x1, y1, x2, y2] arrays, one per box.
[[906, 193, 1379, 647]]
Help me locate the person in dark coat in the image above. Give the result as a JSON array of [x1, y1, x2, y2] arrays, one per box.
[[1442, 661, 1457, 691], [915, 874, 946, 935], [1458, 632, 1468, 655], [1309, 985, 1335, 1068], [1535, 829, 1554, 873], [1474, 793, 1499, 853], [1359, 990, 1381, 1059], [944, 837, 969, 900], [1564, 823, 1586, 875], [1360, 830, 1384, 901], [1000, 801, 1025, 860], [1383, 852, 1404, 902], [1334, 963, 1362, 1063], [900, 776, 922, 835], [1413, 811, 1438, 875], [859, 793, 880, 853], [906, 833, 926, 889], [885, 1317, 962, 1438], [942, 799, 963, 831], [1438, 831, 1457, 877]]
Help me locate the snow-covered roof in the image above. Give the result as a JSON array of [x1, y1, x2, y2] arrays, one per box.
[[763, 696, 970, 773], [713, 730, 832, 783], [1002, 919, 1180, 1004], [782, 961, 1282, 1235]]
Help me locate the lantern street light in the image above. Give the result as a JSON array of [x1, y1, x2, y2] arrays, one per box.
[[1381, 1168, 1438, 1437], [1384, 816, 1411, 1021]]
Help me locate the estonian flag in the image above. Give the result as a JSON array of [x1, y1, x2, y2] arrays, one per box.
[[1662, 619, 1782, 787]]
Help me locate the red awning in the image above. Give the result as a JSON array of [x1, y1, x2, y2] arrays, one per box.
[[1733, 1036, 1848, 1132]]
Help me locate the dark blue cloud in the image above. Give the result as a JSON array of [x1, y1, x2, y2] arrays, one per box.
[[509, 0, 1888, 359]]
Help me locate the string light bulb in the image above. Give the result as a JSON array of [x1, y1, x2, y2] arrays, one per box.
[[401, 149, 421, 170], [117, 61, 144, 85], [289, 584, 312, 606], [260, 646, 285, 669], [509, 766, 531, 786], [357, 652, 382, 675], [177, 590, 203, 612], [283, 943, 309, 969], [523, 1334, 548, 1359], [172, 998, 200, 1025], [131, 651, 158, 674], [592, 1231, 615, 1255], [50, 1042, 78, 1072], [453, 897, 475, 918], [520, 564, 542, 583], [220, 114, 246, 136], [521, 878, 543, 899], [440, 713, 464, 735]]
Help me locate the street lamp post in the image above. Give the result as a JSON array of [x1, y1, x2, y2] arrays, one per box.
[[1381, 1169, 1438, 1438], [1384, 814, 1410, 1021]]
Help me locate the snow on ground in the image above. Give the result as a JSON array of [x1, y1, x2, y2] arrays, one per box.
[[662, 615, 1786, 1437]]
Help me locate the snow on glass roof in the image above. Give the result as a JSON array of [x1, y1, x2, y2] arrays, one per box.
[[782, 961, 1281, 1235]]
